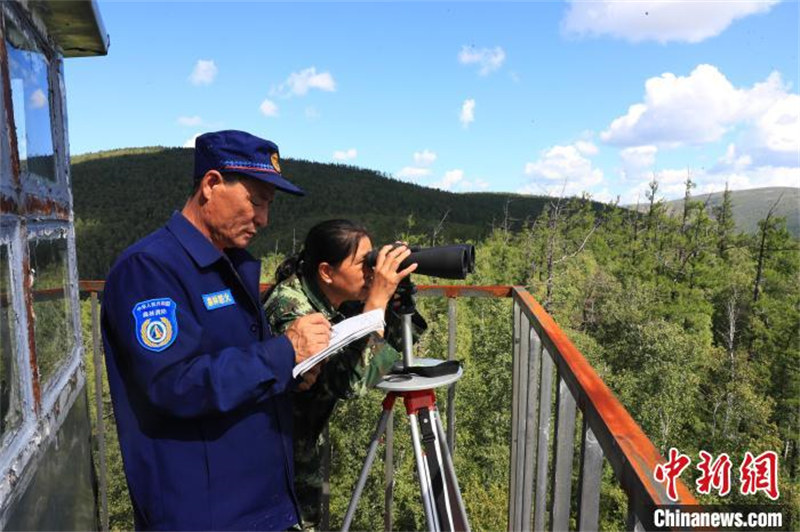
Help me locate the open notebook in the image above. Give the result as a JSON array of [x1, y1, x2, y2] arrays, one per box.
[[292, 308, 385, 378]]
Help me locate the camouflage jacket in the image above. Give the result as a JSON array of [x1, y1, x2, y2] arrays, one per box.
[[263, 274, 426, 440], [262, 274, 426, 528]]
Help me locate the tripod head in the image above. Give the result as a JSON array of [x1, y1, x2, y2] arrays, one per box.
[[393, 276, 417, 315], [389, 276, 460, 381], [392, 276, 418, 369]]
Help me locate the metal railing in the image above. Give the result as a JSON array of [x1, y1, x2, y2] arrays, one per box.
[[80, 281, 696, 532], [505, 288, 698, 532]]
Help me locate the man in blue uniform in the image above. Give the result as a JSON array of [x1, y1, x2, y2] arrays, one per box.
[[101, 130, 331, 531]]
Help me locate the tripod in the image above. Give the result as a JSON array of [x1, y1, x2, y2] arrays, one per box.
[[341, 279, 470, 532]]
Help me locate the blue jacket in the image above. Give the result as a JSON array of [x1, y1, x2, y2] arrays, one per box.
[[101, 212, 300, 531]]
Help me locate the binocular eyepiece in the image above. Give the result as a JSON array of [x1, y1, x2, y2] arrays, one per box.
[[365, 244, 476, 280]]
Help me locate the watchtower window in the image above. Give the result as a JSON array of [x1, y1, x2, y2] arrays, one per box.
[[6, 16, 56, 183], [0, 243, 22, 441], [28, 236, 73, 387]]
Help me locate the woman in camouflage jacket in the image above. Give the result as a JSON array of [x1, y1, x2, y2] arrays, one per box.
[[262, 219, 426, 530]]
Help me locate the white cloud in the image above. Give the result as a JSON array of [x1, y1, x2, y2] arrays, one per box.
[[177, 115, 203, 127], [460, 177, 490, 192], [458, 45, 506, 75], [183, 133, 201, 148], [30, 88, 46, 109], [460, 99, 475, 128], [618, 164, 799, 204], [189, 60, 218, 86], [259, 99, 279, 117], [414, 149, 437, 166], [620, 145, 658, 180], [575, 140, 599, 156], [717, 143, 753, 171], [431, 170, 490, 192], [602, 65, 800, 167], [275, 67, 336, 97], [711, 165, 800, 190], [745, 90, 800, 166], [592, 188, 616, 205], [621, 145, 658, 169], [396, 167, 432, 181], [602, 65, 741, 146], [523, 143, 604, 196], [333, 148, 357, 162], [435, 169, 464, 190], [562, 0, 779, 44]]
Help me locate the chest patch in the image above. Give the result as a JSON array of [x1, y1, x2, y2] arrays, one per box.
[[132, 298, 178, 352], [202, 289, 236, 310]]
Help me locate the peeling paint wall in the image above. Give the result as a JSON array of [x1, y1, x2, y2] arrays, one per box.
[[0, 2, 95, 527]]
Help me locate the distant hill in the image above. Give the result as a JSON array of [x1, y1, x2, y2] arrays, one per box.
[[653, 187, 800, 237], [71, 147, 571, 279]]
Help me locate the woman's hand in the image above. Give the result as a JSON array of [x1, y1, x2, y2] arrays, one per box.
[[296, 364, 322, 392], [363, 243, 417, 316]]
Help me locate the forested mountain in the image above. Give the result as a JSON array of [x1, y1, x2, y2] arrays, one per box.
[[659, 186, 799, 237], [72, 147, 567, 279]]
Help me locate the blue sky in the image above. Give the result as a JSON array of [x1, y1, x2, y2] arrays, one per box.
[[64, 1, 799, 203]]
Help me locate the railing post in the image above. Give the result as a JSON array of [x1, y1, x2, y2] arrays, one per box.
[[508, 300, 522, 532], [91, 291, 108, 532], [576, 420, 603, 531], [533, 348, 554, 532], [515, 312, 530, 530], [551, 373, 577, 531], [520, 324, 541, 532], [446, 297, 457, 452]]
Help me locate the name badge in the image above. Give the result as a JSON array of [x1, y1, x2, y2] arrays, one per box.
[[202, 289, 236, 310]]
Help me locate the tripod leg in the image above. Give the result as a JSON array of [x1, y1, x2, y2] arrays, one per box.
[[434, 411, 471, 532], [420, 408, 454, 531], [384, 410, 394, 532], [341, 408, 393, 532], [409, 412, 439, 532]]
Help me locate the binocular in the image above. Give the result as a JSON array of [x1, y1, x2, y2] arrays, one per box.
[[365, 244, 475, 280]]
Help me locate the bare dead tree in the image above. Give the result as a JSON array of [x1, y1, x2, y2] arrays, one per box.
[[753, 193, 784, 304], [630, 195, 642, 264], [717, 285, 742, 441], [430, 209, 450, 246], [540, 182, 601, 311]]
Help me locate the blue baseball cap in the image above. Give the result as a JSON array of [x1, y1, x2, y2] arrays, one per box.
[[194, 130, 305, 196]]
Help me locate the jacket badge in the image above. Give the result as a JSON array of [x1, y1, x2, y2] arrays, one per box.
[[132, 298, 178, 352]]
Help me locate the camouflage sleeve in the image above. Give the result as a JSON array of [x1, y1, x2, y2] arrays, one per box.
[[263, 282, 317, 335], [316, 307, 428, 398], [314, 334, 401, 398]]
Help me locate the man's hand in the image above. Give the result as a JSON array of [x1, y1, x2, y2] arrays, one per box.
[[285, 313, 331, 364]]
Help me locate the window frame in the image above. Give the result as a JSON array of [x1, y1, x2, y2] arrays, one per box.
[[2, 3, 70, 213], [0, 223, 33, 452], [0, 4, 86, 510]]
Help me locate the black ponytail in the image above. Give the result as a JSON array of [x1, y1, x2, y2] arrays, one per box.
[[274, 249, 304, 285]]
